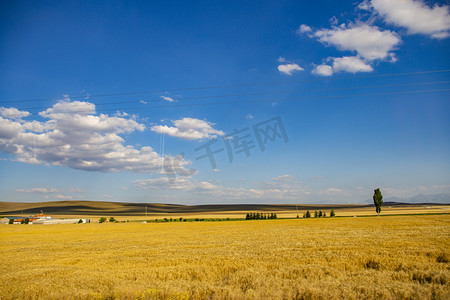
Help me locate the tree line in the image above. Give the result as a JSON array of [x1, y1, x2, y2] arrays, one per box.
[[245, 212, 277, 220]]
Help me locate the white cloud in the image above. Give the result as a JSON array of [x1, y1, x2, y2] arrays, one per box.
[[313, 22, 401, 61], [16, 187, 58, 194], [0, 100, 187, 174], [161, 96, 175, 102], [329, 16, 339, 26], [55, 194, 73, 200], [311, 64, 334, 76], [150, 118, 224, 140], [134, 174, 311, 201], [134, 177, 219, 193], [277, 57, 287, 63], [278, 63, 304, 75], [318, 187, 342, 196], [140, 100, 148, 104], [0, 107, 30, 119], [358, 0, 371, 11], [297, 24, 312, 34], [245, 113, 254, 120], [332, 56, 373, 73], [371, 0, 450, 39]]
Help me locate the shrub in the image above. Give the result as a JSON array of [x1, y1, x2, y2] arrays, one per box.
[[314, 210, 318, 218], [364, 259, 380, 270], [8, 218, 13, 224], [305, 211, 311, 218], [78, 219, 83, 223], [330, 209, 335, 217], [99, 217, 107, 223], [109, 217, 116, 223], [436, 253, 448, 263], [24, 218, 29, 224]]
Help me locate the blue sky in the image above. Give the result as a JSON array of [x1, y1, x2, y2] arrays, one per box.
[[0, 0, 449, 204]]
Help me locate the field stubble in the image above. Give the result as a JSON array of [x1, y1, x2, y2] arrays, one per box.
[[0, 215, 449, 299]]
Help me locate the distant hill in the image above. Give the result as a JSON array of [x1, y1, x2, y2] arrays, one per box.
[[0, 200, 448, 216], [0, 200, 367, 216], [363, 193, 450, 204]]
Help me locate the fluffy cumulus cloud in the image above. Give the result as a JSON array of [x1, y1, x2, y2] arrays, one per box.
[[313, 23, 401, 61], [368, 0, 450, 39], [151, 118, 224, 140], [299, 22, 400, 76], [0, 107, 30, 119], [311, 64, 334, 77], [0, 100, 186, 173], [297, 24, 312, 34], [286, 0, 449, 76], [277, 63, 304, 75], [331, 56, 373, 73]]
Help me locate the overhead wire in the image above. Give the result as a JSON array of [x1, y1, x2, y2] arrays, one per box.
[[11, 80, 450, 111], [23, 88, 450, 115], [1, 69, 449, 104]]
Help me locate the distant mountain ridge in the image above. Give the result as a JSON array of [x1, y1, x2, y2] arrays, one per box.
[[364, 193, 450, 204], [0, 198, 448, 216]]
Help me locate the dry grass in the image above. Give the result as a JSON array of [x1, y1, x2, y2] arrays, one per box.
[[1, 215, 449, 299]]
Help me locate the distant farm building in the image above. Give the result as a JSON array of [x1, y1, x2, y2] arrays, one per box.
[[32, 213, 52, 220], [8, 212, 90, 225], [0, 217, 10, 224]]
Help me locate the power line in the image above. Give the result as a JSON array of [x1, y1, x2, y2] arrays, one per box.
[[15, 81, 450, 111], [26, 88, 450, 115], [1, 69, 449, 104]]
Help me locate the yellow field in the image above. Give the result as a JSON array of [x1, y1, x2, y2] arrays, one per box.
[[1, 215, 449, 299]]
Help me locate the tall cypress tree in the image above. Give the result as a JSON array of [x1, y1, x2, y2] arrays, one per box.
[[373, 188, 383, 216]]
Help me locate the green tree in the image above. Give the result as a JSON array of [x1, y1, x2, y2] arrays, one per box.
[[330, 209, 335, 217], [305, 210, 311, 218], [109, 217, 117, 223], [24, 218, 29, 224], [8, 218, 13, 224], [314, 210, 318, 218], [318, 211, 323, 218], [99, 217, 107, 223], [78, 219, 83, 223], [373, 188, 383, 215]]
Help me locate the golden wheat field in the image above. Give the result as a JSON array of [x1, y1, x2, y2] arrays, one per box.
[[1, 215, 449, 299]]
